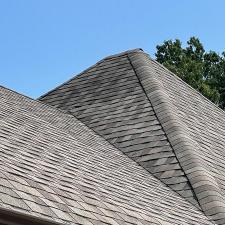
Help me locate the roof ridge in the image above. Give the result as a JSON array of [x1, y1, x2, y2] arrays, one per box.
[[126, 53, 200, 209], [127, 51, 225, 223], [38, 49, 206, 213], [102, 48, 143, 60], [151, 59, 225, 115]]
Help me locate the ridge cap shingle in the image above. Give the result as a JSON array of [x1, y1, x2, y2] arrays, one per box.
[[38, 48, 225, 224], [127, 50, 225, 223], [39, 50, 203, 210], [102, 48, 143, 60], [151, 59, 225, 115]]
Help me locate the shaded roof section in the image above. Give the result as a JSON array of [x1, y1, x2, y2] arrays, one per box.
[[0, 86, 213, 225], [39, 49, 225, 224], [39, 49, 199, 209]]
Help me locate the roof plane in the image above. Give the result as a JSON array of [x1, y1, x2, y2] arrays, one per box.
[[39, 49, 199, 208], [39, 49, 225, 224], [0, 86, 212, 225]]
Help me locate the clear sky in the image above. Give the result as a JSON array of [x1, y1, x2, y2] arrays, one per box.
[[1, 0, 225, 98]]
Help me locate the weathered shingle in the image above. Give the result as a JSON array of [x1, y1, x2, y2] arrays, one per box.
[[0, 86, 212, 224], [40, 49, 200, 212], [39, 48, 225, 224]]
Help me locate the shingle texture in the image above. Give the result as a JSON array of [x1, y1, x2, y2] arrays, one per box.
[[39, 49, 225, 225], [39, 49, 199, 209], [0, 86, 213, 225]]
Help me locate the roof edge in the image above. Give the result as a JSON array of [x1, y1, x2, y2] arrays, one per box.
[[102, 48, 143, 60], [38, 48, 143, 100], [127, 51, 225, 223], [152, 59, 225, 115], [0, 206, 62, 225]]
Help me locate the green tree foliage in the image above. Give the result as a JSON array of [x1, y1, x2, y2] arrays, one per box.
[[155, 37, 225, 109]]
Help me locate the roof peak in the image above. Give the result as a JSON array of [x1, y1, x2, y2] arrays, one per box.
[[102, 48, 144, 60], [38, 48, 145, 100]]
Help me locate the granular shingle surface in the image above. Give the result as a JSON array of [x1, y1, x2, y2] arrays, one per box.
[[0, 86, 213, 225], [40, 49, 225, 224], [40, 49, 200, 209]]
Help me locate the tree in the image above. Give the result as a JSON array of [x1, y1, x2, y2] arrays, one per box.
[[155, 37, 225, 109]]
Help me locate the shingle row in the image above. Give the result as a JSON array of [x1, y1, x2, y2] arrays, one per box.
[[0, 86, 213, 225], [40, 50, 199, 210]]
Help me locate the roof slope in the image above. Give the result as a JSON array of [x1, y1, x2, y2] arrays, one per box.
[[39, 49, 199, 209], [39, 49, 225, 224], [0, 86, 213, 225]]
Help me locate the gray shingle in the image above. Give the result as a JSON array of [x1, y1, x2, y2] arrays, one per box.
[[40, 51, 200, 210], [39, 48, 225, 224], [0, 84, 213, 225]]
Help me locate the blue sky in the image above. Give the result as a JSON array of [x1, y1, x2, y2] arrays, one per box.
[[0, 0, 225, 98]]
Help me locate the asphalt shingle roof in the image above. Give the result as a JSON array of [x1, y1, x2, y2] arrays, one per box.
[[39, 49, 225, 225], [0, 86, 213, 225], [39, 49, 199, 209]]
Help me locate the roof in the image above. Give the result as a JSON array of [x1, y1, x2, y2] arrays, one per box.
[[39, 49, 225, 225], [39, 49, 198, 208], [0, 86, 213, 225]]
